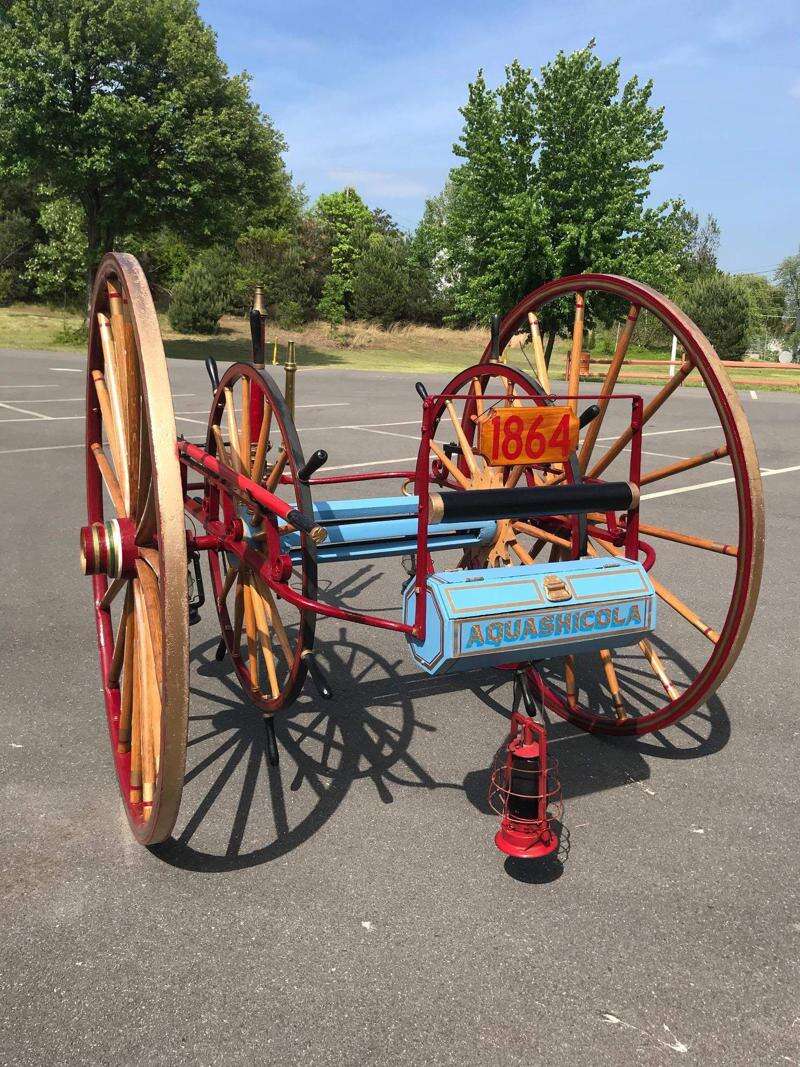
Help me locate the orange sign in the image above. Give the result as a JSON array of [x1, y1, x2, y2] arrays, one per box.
[[477, 406, 578, 466]]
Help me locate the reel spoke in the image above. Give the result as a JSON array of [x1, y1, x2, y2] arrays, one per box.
[[640, 444, 729, 486]]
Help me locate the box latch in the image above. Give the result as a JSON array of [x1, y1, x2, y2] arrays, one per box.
[[543, 574, 573, 602]]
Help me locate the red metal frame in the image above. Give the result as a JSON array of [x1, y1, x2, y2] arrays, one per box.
[[174, 384, 645, 647]]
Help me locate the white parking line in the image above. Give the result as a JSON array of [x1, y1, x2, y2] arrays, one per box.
[[0, 401, 52, 419], [642, 465, 800, 501], [50, 366, 82, 372], [0, 392, 196, 404], [324, 456, 417, 472], [597, 423, 720, 442], [0, 443, 85, 455]]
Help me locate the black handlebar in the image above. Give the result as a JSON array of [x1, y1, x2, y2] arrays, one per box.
[[429, 481, 637, 525]]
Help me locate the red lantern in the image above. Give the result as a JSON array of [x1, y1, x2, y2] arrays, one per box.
[[489, 710, 561, 860]]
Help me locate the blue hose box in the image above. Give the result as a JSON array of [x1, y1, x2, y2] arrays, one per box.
[[403, 557, 656, 675]]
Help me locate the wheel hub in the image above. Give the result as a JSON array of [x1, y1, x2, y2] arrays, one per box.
[[79, 518, 138, 578]]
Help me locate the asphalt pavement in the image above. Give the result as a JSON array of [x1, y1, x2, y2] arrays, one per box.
[[1, 346, 798, 1066]]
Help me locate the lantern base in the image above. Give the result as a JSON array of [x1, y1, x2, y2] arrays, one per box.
[[494, 823, 559, 860]]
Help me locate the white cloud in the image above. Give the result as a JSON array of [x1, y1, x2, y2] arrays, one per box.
[[790, 79, 800, 100]]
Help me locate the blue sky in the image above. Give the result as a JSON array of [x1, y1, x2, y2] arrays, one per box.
[[198, 0, 799, 275]]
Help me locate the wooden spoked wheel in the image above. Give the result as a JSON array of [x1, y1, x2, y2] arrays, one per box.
[[83, 253, 189, 844], [466, 274, 764, 735], [206, 364, 317, 714]]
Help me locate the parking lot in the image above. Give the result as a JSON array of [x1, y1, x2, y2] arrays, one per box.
[[1, 344, 799, 1065]]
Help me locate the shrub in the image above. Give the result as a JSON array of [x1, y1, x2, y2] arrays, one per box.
[[317, 273, 347, 325], [0, 269, 14, 305], [682, 274, 750, 361], [168, 249, 234, 333]]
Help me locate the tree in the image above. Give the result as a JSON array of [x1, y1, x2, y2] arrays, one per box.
[[311, 188, 374, 321], [168, 247, 234, 334], [434, 46, 688, 326], [675, 211, 721, 281], [682, 275, 750, 361], [733, 273, 785, 350], [351, 233, 438, 326], [0, 0, 294, 298], [24, 195, 87, 305], [776, 249, 800, 346]]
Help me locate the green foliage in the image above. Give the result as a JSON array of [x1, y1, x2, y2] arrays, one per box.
[[121, 229, 193, 303], [235, 218, 331, 321], [24, 195, 87, 305], [168, 248, 234, 333], [0, 206, 35, 302], [673, 211, 721, 283], [776, 250, 800, 361], [430, 45, 685, 326], [312, 188, 374, 315], [733, 273, 786, 348], [776, 251, 800, 330], [351, 233, 438, 326], [317, 273, 347, 325], [682, 274, 750, 361], [0, 0, 295, 280]]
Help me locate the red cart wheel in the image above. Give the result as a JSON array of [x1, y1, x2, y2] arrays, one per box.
[[468, 274, 764, 735], [82, 253, 189, 844], [205, 364, 317, 714]]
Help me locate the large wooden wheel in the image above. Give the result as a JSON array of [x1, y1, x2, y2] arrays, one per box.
[[82, 252, 189, 844], [206, 364, 317, 714], [454, 274, 763, 735]]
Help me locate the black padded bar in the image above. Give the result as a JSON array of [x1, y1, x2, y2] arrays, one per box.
[[429, 481, 637, 525]]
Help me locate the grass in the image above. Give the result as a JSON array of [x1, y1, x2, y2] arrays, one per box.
[[1, 302, 797, 391]]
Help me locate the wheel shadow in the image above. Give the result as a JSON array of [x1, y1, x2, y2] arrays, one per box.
[[155, 599, 731, 875]]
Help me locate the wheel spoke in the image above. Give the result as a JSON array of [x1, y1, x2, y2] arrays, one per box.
[[564, 655, 578, 710], [134, 582, 158, 805], [640, 444, 729, 486], [100, 575, 126, 611], [91, 443, 126, 518], [220, 560, 239, 603], [108, 583, 133, 687], [241, 572, 260, 693], [118, 588, 136, 753], [444, 399, 479, 476], [591, 536, 720, 643], [470, 377, 485, 419], [510, 538, 535, 564], [252, 402, 272, 481], [265, 447, 287, 493], [639, 639, 680, 701], [91, 370, 125, 487], [587, 359, 693, 479], [430, 440, 471, 490], [135, 559, 163, 690], [251, 572, 294, 663], [578, 304, 639, 474], [211, 424, 232, 469], [527, 312, 552, 393], [138, 546, 160, 576], [233, 574, 245, 651], [129, 618, 142, 805], [513, 520, 571, 552], [599, 649, 626, 719], [566, 293, 585, 413], [636, 521, 738, 557], [224, 387, 243, 472], [97, 314, 130, 509], [249, 584, 280, 698]]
